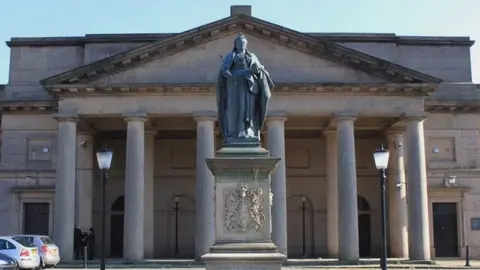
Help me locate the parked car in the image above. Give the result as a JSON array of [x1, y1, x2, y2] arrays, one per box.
[[0, 236, 41, 270], [12, 235, 60, 268], [0, 252, 17, 270]]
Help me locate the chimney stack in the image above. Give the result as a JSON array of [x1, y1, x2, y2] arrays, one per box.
[[230, 5, 252, 16]]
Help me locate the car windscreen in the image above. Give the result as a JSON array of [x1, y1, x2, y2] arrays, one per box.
[[40, 237, 54, 244], [12, 237, 36, 248]]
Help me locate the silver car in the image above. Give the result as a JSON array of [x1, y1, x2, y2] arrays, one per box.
[[12, 235, 60, 268], [0, 252, 17, 270], [0, 236, 41, 270]]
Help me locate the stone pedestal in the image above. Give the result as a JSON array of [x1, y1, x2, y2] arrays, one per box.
[[202, 144, 286, 270]]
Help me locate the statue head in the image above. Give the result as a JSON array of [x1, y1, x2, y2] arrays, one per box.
[[233, 33, 248, 52]]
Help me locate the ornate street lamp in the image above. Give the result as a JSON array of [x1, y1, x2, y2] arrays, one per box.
[[96, 146, 113, 270], [373, 144, 390, 270]]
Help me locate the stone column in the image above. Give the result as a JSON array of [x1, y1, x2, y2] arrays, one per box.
[[144, 129, 156, 258], [325, 129, 338, 258], [405, 117, 431, 260], [334, 115, 359, 261], [123, 113, 147, 260], [386, 130, 409, 258], [193, 112, 216, 259], [53, 113, 78, 261], [267, 115, 288, 256], [75, 131, 94, 231]]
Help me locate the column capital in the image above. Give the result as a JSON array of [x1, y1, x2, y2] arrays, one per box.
[[331, 112, 357, 125], [267, 111, 288, 122], [193, 111, 217, 122], [401, 113, 427, 123], [54, 113, 79, 123], [385, 128, 405, 135], [123, 112, 148, 122]]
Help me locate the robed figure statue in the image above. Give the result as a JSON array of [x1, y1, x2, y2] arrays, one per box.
[[216, 33, 274, 145]]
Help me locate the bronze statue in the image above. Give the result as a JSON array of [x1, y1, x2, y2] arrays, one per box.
[[216, 33, 274, 145]]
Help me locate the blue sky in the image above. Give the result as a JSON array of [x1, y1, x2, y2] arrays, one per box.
[[0, 0, 478, 83]]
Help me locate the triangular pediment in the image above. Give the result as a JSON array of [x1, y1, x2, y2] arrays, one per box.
[[40, 15, 442, 88]]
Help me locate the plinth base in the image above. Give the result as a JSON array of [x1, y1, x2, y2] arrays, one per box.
[[202, 242, 286, 270]]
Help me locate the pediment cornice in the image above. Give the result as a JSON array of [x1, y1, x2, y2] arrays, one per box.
[[48, 83, 436, 97], [0, 101, 57, 114], [40, 15, 442, 90]]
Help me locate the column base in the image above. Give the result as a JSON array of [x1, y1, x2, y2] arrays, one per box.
[[202, 242, 286, 270]]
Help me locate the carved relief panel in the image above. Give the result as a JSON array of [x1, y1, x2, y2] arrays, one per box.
[[215, 179, 272, 242], [224, 183, 265, 233]]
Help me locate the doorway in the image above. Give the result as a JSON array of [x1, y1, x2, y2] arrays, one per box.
[[110, 196, 124, 258], [358, 195, 371, 257], [23, 203, 50, 235], [432, 202, 459, 257]]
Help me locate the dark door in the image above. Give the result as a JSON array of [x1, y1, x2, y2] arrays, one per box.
[[433, 202, 458, 257], [358, 213, 371, 257], [23, 203, 49, 235], [110, 214, 124, 257], [357, 196, 371, 257]]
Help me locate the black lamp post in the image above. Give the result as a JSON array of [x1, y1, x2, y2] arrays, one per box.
[[173, 196, 181, 258], [373, 144, 390, 270], [96, 146, 113, 270], [300, 196, 307, 258]]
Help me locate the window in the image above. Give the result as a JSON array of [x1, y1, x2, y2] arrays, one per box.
[[0, 239, 16, 250], [40, 237, 54, 244], [12, 237, 36, 248]]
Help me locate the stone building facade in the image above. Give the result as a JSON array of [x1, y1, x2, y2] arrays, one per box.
[[0, 5, 479, 262]]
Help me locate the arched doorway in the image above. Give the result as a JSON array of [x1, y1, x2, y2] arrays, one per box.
[[110, 195, 124, 258], [358, 195, 371, 257]]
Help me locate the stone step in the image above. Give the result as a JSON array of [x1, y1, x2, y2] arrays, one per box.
[[56, 258, 442, 269]]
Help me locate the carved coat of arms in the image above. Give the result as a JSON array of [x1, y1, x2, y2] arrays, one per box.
[[224, 183, 265, 233]]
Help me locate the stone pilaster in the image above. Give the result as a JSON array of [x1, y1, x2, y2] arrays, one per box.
[[386, 130, 409, 258], [405, 116, 431, 260], [325, 129, 339, 258], [144, 129, 156, 258], [267, 115, 288, 256], [123, 113, 147, 260], [334, 114, 359, 261], [193, 112, 216, 259], [53, 113, 78, 261], [75, 130, 95, 232]]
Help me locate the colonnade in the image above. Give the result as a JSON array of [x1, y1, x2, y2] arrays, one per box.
[[53, 113, 430, 261]]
